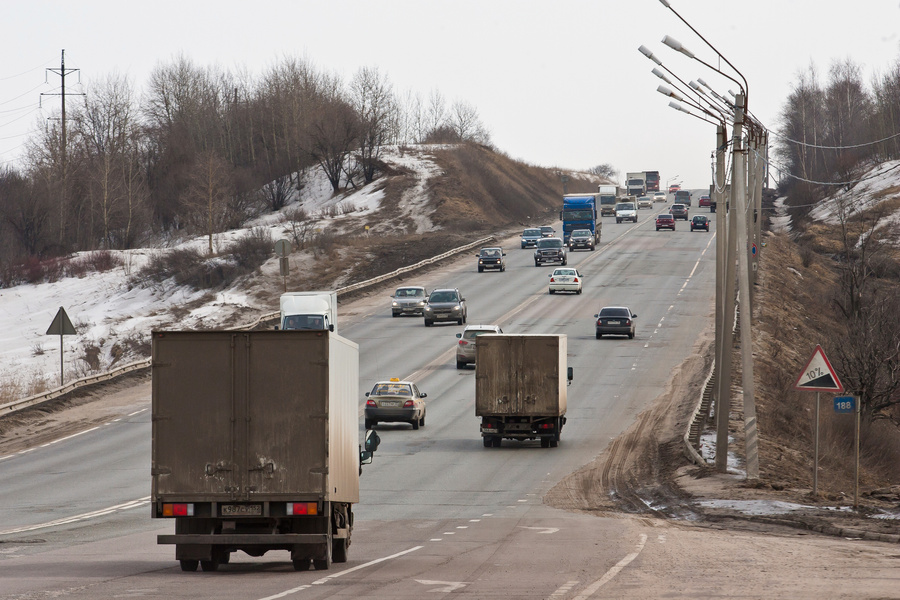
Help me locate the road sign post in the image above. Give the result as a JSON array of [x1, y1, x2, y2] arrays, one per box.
[[274, 239, 291, 292], [834, 396, 861, 508], [45, 307, 77, 386], [793, 345, 844, 496]]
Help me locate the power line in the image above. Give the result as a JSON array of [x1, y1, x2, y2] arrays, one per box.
[[752, 146, 900, 186], [0, 57, 57, 81], [771, 128, 900, 150]]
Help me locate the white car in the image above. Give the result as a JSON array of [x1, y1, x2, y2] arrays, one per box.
[[653, 191, 666, 202], [615, 202, 638, 223], [548, 267, 583, 294], [637, 196, 653, 209], [455, 324, 502, 369]]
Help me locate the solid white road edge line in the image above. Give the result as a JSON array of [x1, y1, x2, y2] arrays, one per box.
[[571, 534, 648, 600], [0, 496, 151, 536]]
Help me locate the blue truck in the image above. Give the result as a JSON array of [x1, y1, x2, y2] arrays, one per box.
[[560, 194, 601, 244]]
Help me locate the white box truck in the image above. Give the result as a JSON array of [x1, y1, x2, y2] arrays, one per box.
[[279, 291, 338, 333], [476, 334, 571, 448], [151, 329, 377, 572]]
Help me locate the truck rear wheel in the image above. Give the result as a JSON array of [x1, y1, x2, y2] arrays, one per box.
[[491, 437, 502, 448], [541, 438, 550, 448], [550, 438, 559, 448], [293, 558, 311, 571], [180, 559, 199, 572], [200, 558, 219, 572], [483, 437, 492, 448]]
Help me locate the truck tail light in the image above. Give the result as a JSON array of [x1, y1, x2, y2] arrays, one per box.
[[162, 503, 194, 517], [287, 502, 318, 516], [403, 400, 415, 408], [366, 399, 377, 407], [539, 423, 556, 430]]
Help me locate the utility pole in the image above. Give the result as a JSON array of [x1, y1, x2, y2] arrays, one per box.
[[713, 124, 731, 473], [732, 94, 759, 479], [42, 49, 84, 245]]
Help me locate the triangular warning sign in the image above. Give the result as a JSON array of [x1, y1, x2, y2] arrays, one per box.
[[793, 344, 843, 392], [46, 307, 77, 336]]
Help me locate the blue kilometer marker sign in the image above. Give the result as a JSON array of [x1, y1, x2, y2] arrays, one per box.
[[834, 396, 856, 414]]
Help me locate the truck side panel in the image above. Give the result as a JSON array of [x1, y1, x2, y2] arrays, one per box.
[[475, 334, 566, 417], [327, 334, 360, 504]]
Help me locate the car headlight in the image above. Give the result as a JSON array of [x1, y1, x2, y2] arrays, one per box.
[[452, 306, 460, 311], [392, 301, 399, 307], [417, 301, 425, 306], [424, 306, 433, 313]]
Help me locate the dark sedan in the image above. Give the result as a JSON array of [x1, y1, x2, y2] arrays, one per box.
[[567, 229, 595, 251], [669, 203, 689, 220], [691, 215, 710, 232], [594, 306, 637, 339]]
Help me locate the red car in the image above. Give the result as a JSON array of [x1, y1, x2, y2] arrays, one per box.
[[698, 195, 711, 208], [668, 184, 681, 193], [656, 213, 676, 231]]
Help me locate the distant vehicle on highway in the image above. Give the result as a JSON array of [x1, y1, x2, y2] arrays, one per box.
[[670, 203, 689, 220], [653, 191, 667, 202], [567, 229, 595, 251], [534, 237, 567, 266], [615, 201, 638, 223], [455, 324, 502, 369], [691, 215, 710, 232], [391, 286, 427, 317], [674, 189, 692, 207], [637, 196, 653, 209], [668, 184, 681, 193], [521, 228, 542, 248], [424, 288, 467, 326], [698, 195, 711, 208], [476, 247, 506, 272], [539, 226, 555, 238], [594, 306, 637, 339], [364, 378, 427, 430], [656, 213, 676, 231], [548, 268, 583, 295]]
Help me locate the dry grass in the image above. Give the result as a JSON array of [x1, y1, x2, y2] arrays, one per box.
[[751, 230, 900, 495]]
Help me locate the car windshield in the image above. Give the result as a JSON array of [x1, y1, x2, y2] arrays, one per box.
[[480, 248, 501, 257], [538, 238, 563, 248], [553, 269, 577, 276], [395, 288, 424, 298], [523, 229, 541, 236], [658, 214, 673, 219], [429, 291, 458, 303], [283, 314, 326, 330], [370, 382, 412, 396], [599, 307, 631, 318], [639, 197, 650, 202], [571, 230, 591, 237], [616, 203, 635, 210], [693, 216, 706, 222]]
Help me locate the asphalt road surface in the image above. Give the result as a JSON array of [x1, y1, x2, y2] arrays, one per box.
[[3, 202, 898, 599]]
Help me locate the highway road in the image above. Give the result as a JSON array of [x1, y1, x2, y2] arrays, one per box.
[[2, 199, 898, 599]]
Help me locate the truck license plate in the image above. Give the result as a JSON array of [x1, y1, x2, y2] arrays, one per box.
[[221, 504, 262, 516]]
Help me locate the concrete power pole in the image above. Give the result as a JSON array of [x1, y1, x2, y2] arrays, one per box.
[[42, 49, 84, 245], [713, 124, 731, 473], [732, 94, 759, 479]]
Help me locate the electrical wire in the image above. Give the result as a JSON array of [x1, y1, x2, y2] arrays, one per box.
[[0, 58, 57, 81], [770, 128, 900, 150], [751, 146, 900, 186]]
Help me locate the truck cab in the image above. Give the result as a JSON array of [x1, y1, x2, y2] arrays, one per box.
[[280, 291, 337, 333]]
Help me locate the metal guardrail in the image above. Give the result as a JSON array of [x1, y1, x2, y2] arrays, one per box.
[[0, 235, 495, 416]]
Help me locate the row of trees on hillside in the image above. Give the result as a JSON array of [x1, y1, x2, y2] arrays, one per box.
[[777, 57, 900, 194], [0, 56, 491, 264]]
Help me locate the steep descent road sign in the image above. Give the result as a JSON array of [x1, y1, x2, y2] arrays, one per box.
[[794, 344, 843, 392]]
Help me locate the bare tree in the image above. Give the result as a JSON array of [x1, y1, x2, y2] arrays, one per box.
[[349, 66, 394, 183], [181, 151, 232, 254], [306, 94, 360, 193], [588, 164, 618, 180]]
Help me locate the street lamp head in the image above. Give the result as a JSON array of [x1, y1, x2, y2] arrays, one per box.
[[668, 101, 689, 114], [661, 35, 695, 58], [638, 45, 662, 65], [697, 78, 710, 89], [651, 67, 672, 84], [657, 85, 684, 102], [689, 80, 704, 92], [727, 89, 737, 98], [658, 0, 671, 6]]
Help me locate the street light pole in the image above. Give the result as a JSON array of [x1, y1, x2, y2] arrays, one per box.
[[713, 123, 731, 473]]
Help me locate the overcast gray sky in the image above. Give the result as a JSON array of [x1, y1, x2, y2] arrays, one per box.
[[2, 1, 899, 189]]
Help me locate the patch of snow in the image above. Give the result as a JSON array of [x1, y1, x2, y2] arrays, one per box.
[[870, 510, 900, 520], [770, 196, 792, 233], [698, 431, 744, 475], [696, 499, 853, 516]]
